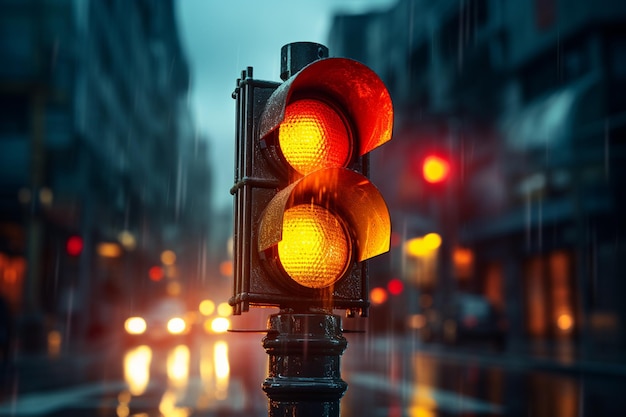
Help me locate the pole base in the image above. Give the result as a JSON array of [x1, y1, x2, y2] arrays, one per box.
[[262, 312, 348, 417]]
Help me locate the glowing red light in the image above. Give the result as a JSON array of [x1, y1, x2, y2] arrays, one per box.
[[148, 266, 164, 281], [423, 155, 450, 184], [387, 278, 404, 296], [66, 236, 83, 257]]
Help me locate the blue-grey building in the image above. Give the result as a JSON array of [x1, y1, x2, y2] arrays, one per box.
[[0, 0, 212, 350], [328, 0, 626, 359]]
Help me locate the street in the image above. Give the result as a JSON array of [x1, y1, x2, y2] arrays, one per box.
[[1, 330, 625, 417]]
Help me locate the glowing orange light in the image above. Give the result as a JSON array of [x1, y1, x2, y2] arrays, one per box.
[[557, 313, 574, 331], [279, 99, 351, 175], [166, 281, 181, 296], [453, 247, 474, 265], [453, 247, 474, 279], [97, 242, 122, 258], [48, 330, 62, 356], [370, 287, 388, 305], [219, 260, 233, 277], [278, 204, 350, 288], [423, 155, 450, 184], [160, 250, 176, 266]]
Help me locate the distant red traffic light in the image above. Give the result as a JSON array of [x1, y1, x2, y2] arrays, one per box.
[[387, 278, 404, 296], [422, 155, 450, 184], [66, 236, 83, 256], [148, 265, 164, 281]]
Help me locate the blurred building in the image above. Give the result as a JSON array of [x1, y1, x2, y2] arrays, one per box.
[[0, 0, 212, 350], [329, 0, 626, 357]]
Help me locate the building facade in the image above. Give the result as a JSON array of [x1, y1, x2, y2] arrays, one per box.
[[328, 0, 626, 357], [0, 0, 212, 350]]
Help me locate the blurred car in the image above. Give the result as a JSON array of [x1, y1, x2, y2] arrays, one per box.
[[421, 293, 507, 350], [123, 298, 193, 347]]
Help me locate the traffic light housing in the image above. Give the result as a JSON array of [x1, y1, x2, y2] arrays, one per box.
[[230, 43, 393, 316]]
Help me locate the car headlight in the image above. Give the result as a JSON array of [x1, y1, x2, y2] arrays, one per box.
[[125, 317, 147, 335], [167, 317, 186, 335]]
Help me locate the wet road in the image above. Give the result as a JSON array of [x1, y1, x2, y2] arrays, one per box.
[[1, 332, 625, 416]]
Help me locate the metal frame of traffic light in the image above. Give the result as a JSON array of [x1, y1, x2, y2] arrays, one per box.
[[230, 44, 393, 317]]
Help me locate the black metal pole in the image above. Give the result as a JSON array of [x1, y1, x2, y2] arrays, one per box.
[[262, 312, 348, 417], [280, 42, 329, 81]]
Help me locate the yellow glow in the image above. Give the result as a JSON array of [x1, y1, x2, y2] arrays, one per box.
[[97, 242, 122, 258], [124, 317, 147, 335], [210, 317, 230, 333], [278, 204, 350, 288], [117, 230, 137, 250], [124, 345, 152, 396], [166, 345, 190, 387], [159, 345, 191, 417], [161, 250, 177, 266], [423, 155, 450, 184], [278, 99, 351, 175], [217, 302, 232, 317], [423, 233, 442, 250], [370, 287, 388, 305], [409, 405, 436, 417], [557, 313, 574, 331], [406, 233, 442, 258], [406, 238, 427, 257], [199, 343, 214, 394], [167, 317, 186, 335], [199, 299, 215, 316], [214, 341, 230, 400], [410, 353, 439, 417], [203, 319, 212, 334], [159, 390, 190, 417]]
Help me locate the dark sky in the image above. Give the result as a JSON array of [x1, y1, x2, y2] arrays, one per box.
[[175, 0, 394, 210]]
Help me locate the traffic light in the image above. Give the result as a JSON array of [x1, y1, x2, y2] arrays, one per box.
[[230, 43, 393, 316], [66, 235, 83, 257]]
